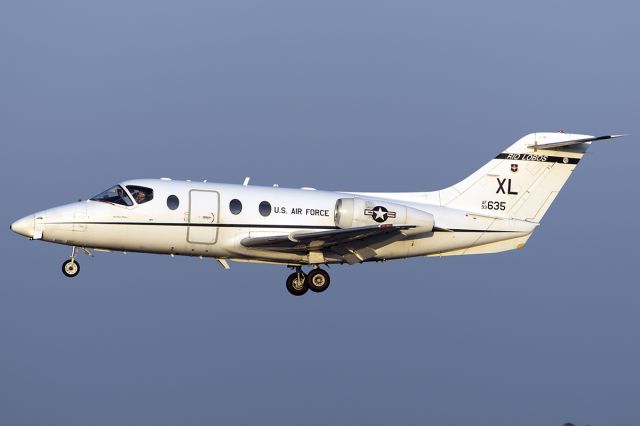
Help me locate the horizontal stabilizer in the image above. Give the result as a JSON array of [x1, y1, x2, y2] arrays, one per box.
[[527, 134, 625, 150]]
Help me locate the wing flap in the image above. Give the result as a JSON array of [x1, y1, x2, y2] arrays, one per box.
[[330, 245, 379, 264]]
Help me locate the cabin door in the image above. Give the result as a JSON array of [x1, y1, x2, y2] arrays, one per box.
[[187, 190, 220, 244]]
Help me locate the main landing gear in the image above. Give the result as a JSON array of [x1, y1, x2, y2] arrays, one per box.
[[62, 246, 80, 278], [285, 266, 331, 296]]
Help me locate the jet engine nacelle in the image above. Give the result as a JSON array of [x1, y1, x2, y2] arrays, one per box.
[[334, 198, 435, 231]]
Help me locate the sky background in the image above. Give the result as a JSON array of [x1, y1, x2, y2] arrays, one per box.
[[1, 1, 638, 425]]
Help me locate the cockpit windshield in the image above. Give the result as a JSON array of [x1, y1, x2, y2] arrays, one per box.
[[90, 185, 133, 206], [126, 185, 154, 204]]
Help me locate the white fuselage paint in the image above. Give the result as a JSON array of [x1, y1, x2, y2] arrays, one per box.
[[28, 178, 535, 265]]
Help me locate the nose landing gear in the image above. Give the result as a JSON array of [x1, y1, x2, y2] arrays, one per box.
[[285, 266, 330, 296], [62, 246, 80, 278]]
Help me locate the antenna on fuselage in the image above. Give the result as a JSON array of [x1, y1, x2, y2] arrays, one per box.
[[243, 177, 250, 186]]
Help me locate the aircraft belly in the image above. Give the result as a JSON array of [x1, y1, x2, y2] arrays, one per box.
[[224, 227, 531, 264], [375, 231, 529, 259], [45, 224, 227, 257]]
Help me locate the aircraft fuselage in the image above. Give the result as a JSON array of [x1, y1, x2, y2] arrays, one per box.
[[11, 179, 533, 265]]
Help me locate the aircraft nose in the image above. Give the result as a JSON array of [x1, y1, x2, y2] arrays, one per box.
[[10, 214, 35, 238]]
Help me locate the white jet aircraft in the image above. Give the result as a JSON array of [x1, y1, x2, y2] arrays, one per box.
[[11, 132, 621, 295]]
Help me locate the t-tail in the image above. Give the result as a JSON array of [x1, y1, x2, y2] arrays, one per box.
[[355, 132, 623, 256], [439, 132, 623, 222]]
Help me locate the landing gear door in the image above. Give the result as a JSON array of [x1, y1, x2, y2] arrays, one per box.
[[188, 190, 220, 244]]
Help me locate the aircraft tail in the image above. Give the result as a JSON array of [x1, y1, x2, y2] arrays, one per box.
[[439, 132, 622, 222]]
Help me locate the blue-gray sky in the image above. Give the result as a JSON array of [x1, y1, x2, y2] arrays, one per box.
[[1, 1, 638, 425]]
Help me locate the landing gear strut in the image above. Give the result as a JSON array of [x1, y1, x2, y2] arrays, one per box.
[[285, 266, 330, 296], [62, 246, 80, 278]]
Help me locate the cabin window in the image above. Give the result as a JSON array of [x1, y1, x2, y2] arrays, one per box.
[[167, 195, 179, 210], [229, 199, 242, 215], [127, 185, 154, 205], [90, 185, 133, 207], [259, 201, 271, 217]]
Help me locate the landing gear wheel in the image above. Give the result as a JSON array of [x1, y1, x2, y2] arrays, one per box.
[[62, 259, 80, 278], [307, 268, 330, 293], [286, 272, 308, 296]]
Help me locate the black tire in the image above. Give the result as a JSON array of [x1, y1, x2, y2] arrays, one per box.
[[307, 268, 330, 293], [62, 259, 80, 278], [286, 272, 308, 296]]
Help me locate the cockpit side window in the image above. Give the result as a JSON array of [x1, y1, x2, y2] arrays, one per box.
[[126, 185, 154, 205], [90, 185, 133, 206]]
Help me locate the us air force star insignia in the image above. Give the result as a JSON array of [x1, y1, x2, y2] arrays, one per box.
[[511, 164, 518, 173], [364, 206, 397, 223]]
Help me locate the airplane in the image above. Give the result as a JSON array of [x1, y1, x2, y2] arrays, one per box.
[[10, 132, 622, 296]]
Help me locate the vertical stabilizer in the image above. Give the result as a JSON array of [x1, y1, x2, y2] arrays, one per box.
[[439, 132, 617, 222]]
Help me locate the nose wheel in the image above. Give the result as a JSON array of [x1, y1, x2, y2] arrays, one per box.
[[285, 266, 330, 296], [62, 246, 80, 278], [62, 259, 80, 277]]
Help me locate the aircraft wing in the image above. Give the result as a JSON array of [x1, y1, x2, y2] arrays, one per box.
[[240, 224, 415, 264]]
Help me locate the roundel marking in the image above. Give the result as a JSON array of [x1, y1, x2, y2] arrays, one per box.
[[364, 205, 397, 223]]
